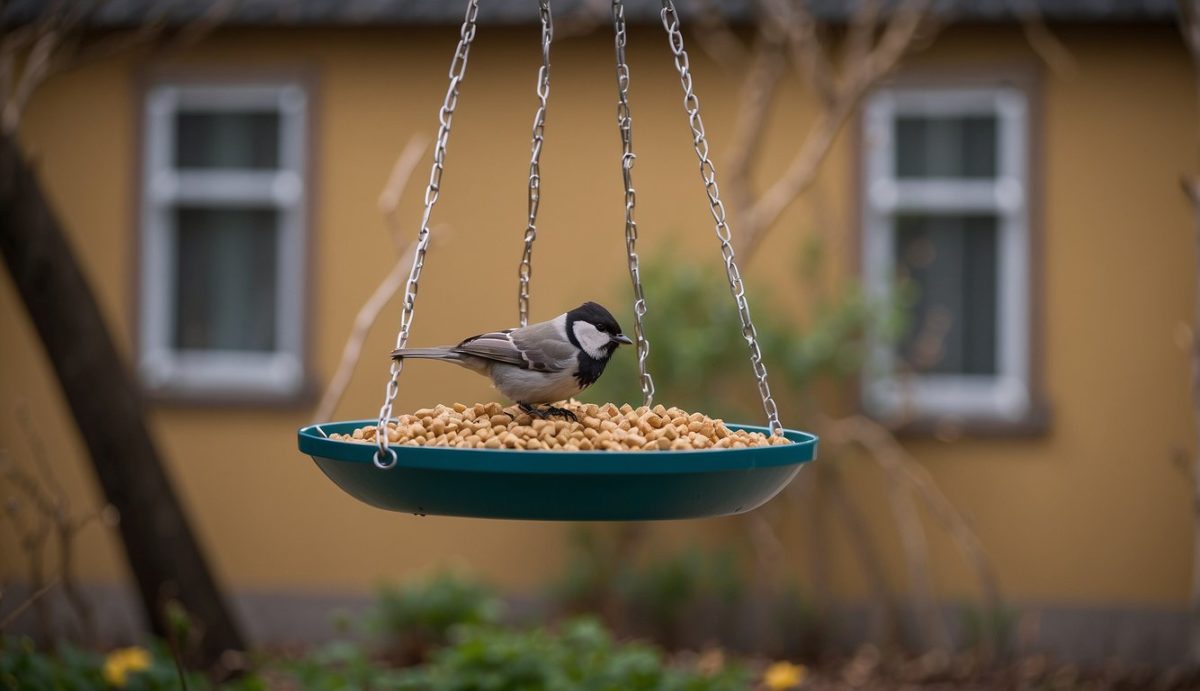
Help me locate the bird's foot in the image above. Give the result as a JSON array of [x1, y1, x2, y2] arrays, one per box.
[[541, 405, 578, 422], [518, 403, 578, 422]]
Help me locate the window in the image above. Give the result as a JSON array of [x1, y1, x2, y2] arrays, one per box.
[[139, 82, 308, 400], [861, 84, 1033, 425]]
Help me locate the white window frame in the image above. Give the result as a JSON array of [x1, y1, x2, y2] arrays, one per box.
[[138, 82, 308, 399], [861, 85, 1031, 423]]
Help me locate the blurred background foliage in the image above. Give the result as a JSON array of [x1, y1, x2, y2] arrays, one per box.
[[3, 571, 756, 691], [584, 240, 912, 425]]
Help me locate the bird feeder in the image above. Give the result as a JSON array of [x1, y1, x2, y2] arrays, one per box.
[[298, 0, 818, 521]]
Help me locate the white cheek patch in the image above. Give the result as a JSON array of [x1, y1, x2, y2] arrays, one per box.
[[572, 321, 610, 359]]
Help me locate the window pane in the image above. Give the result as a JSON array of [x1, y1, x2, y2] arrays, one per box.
[[173, 207, 278, 352], [175, 111, 279, 169], [895, 115, 996, 179], [894, 214, 998, 375]]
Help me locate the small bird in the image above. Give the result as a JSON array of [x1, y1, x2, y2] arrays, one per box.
[[391, 301, 633, 419]]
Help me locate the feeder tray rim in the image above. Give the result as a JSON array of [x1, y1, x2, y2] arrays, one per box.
[[299, 419, 818, 475]]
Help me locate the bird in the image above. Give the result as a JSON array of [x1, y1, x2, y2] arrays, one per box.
[[390, 301, 633, 420]]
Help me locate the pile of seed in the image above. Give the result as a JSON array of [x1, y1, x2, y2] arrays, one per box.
[[329, 402, 791, 451]]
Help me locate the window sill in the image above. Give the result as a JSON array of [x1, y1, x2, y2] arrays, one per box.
[[871, 397, 1053, 440], [143, 378, 318, 410]]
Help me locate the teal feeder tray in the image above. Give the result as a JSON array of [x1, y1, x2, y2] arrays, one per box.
[[298, 421, 817, 521]]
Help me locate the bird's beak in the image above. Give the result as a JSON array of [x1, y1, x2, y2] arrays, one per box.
[[613, 334, 633, 345]]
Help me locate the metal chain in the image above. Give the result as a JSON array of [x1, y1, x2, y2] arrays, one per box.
[[518, 0, 554, 327], [611, 0, 655, 407], [375, 0, 481, 468], [658, 0, 782, 435]]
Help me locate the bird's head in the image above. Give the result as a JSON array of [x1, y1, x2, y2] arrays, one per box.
[[565, 301, 633, 360]]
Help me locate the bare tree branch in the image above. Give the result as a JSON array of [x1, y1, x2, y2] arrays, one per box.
[[314, 248, 415, 424], [314, 135, 436, 424], [685, 0, 750, 69], [0, 576, 60, 632], [378, 134, 432, 254], [552, 0, 611, 41], [785, 0, 838, 109], [0, 0, 238, 136], [732, 0, 936, 261], [1180, 0, 1200, 57], [822, 462, 902, 646], [724, 37, 787, 220], [1010, 0, 1077, 79], [824, 414, 1007, 656]]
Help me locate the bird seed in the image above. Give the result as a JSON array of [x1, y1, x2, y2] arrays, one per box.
[[328, 402, 792, 451]]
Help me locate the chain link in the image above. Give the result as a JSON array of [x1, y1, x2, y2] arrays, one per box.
[[611, 0, 655, 407], [658, 0, 782, 435], [518, 0, 554, 326], [375, 0, 481, 468]]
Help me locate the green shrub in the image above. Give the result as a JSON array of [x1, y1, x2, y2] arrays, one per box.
[[396, 618, 751, 691], [368, 569, 505, 664], [280, 640, 410, 690], [555, 528, 752, 650], [0, 636, 222, 691], [585, 251, 908, 422]]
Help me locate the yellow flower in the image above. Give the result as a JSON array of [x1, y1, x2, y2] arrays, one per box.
[[102, 647, 151, 688], [763, 660, 807, 690]]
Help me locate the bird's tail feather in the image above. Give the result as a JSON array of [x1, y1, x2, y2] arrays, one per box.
[[390, 347, 460, 361]]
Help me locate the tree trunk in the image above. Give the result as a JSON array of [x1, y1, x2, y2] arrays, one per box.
[[0, 134, 245, 662]]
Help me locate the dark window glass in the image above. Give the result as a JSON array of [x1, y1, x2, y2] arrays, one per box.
[[173, 207, 278, 352], [895, 214, 998, 375], [895, 115, 996, 179], [175, 111, 280, 169]]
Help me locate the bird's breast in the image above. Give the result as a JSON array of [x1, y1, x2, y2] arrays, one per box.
[[490, 364, 586, 404]]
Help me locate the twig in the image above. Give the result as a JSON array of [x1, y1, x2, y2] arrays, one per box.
[[15, 406, 64, 506], [686, 0, 749, 69], [724, 36, 786, 220], [17, 413, 100, 644], [730, 0, 936, 262], [825, 414, 1006, 654], [1, 449, 54, 641], [822, 462, 901, 646], [0, 0, 239, 136], [552, 0, 610, 41], [827, 418, 948, 651], [313, 245, 417, 424], [313, 135, 434, 423], [763, 0, 836, 108], [1010, 0, 1076, 79], [378, 135, 432, 253], [0, 576, 60, 631], [841, 0, 883, 79]]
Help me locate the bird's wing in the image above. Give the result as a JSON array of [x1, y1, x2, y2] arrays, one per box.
[[453, 330, 533, 369], [509, 319, 579, 373]]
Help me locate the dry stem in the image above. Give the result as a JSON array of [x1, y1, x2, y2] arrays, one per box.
[[313, 135, 433, 423], [823, 414, 1006, 655], [722, 0, 936, 262], [378, 135, 432, 253]]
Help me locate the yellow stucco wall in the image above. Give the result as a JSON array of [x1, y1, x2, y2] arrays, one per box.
[[1, 23, 1195, 607]]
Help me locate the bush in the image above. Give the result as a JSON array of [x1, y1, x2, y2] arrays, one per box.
[[395, 618, 751, 691], [585, 251, 908, 422], [369, 569, 505, 664], [280, 639, 410, 690], [0, 636, 223, 691]]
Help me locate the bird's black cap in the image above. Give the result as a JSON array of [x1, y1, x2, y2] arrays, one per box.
[[566, 301, 624, 336]]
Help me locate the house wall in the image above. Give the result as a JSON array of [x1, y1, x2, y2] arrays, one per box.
[[1, 21, 1195, 623]]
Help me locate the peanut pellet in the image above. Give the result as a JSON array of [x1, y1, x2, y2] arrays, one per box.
[[329, 402, 793, 452]]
